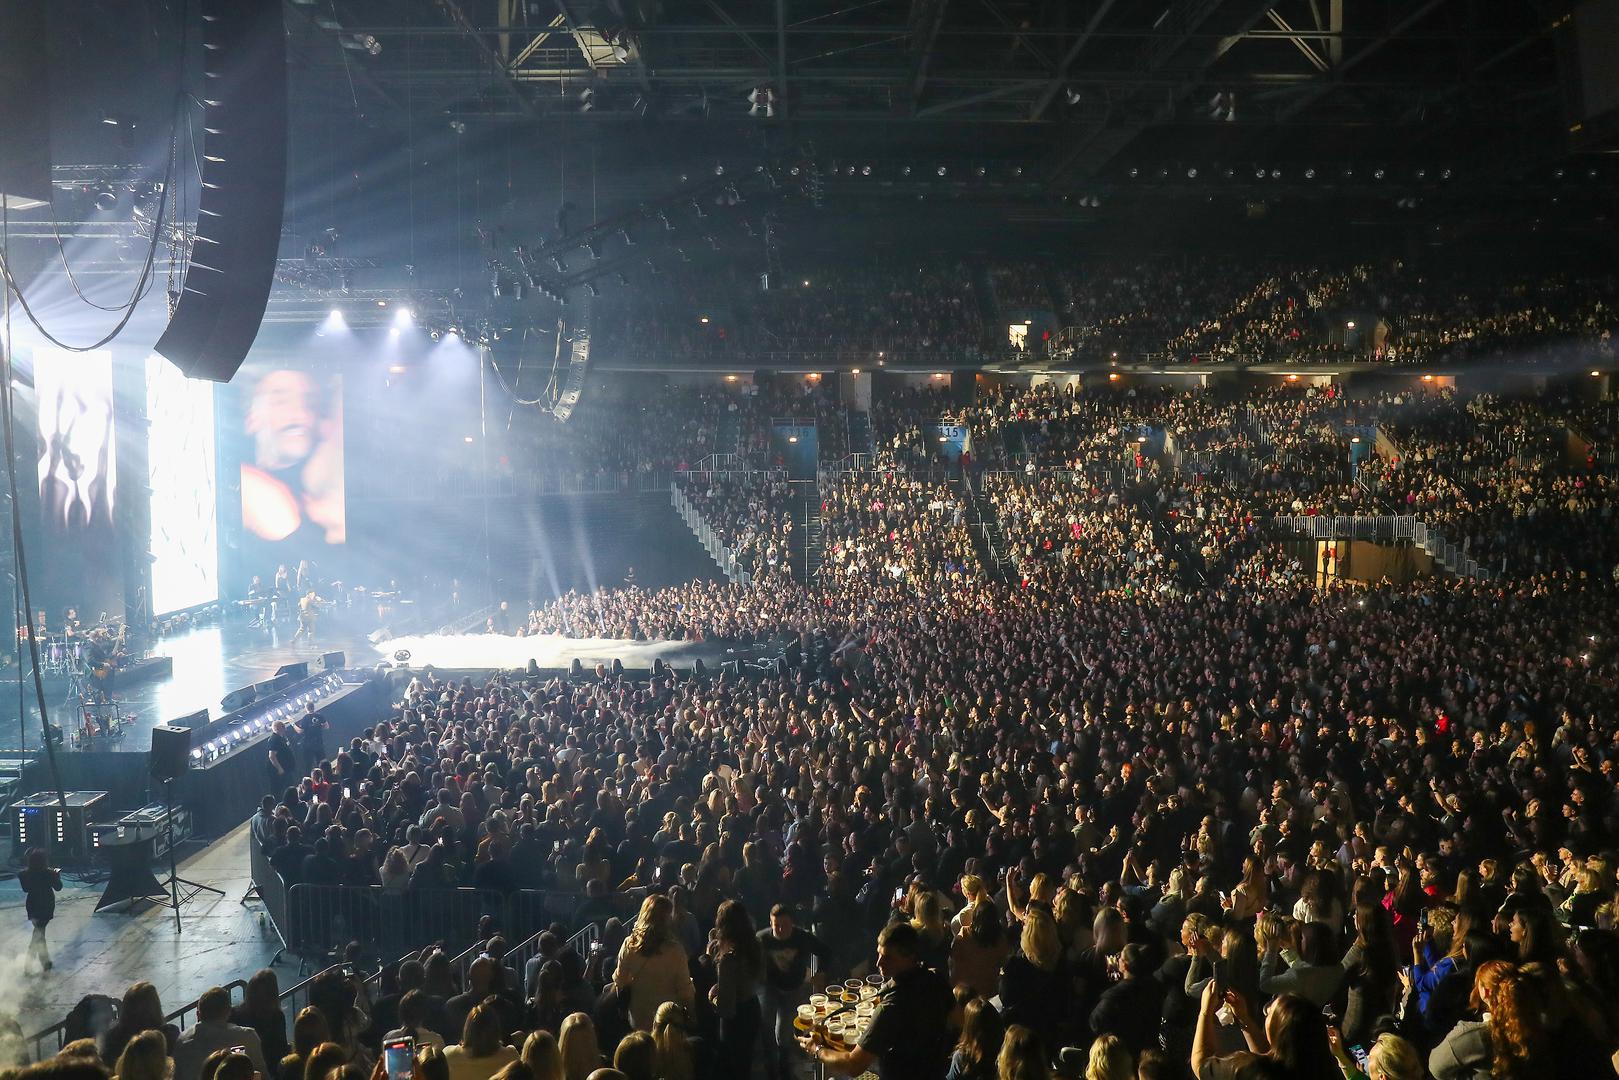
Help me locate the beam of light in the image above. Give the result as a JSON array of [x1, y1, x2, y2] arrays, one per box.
[[395, 306, 413, 326]]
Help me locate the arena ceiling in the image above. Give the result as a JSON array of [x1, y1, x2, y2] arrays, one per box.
[[287, 0, 1578, 187]]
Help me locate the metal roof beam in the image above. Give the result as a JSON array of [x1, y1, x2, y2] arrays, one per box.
[[909, 0, 950, 109], [1028, 0, 1124, 121], [1276, 0, 1451, 121]]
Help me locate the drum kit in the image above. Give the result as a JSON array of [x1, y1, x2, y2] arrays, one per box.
[[18, 628, 86, 680]]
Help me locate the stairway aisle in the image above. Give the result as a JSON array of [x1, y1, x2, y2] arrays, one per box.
[[961, 473, 1014, 583]]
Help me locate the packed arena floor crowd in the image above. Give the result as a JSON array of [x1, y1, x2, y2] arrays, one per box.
[[15, 374, 1619, 1080]]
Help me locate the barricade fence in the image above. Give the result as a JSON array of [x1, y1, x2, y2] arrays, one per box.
[[280, 883, 611, 960]]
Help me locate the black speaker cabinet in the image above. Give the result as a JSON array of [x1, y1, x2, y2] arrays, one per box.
[[150, 725, 193, 783]]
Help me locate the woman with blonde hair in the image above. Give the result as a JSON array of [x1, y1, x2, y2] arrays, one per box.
[[614, 895, 695, 1031], [996, 1024, 1049, 1080], [996, 909, 1069, 1050], [113, 1029, 170, 1080], [953, 875, 986, 934], [557, 1013, 602, 1080], [1083, 1034, 1132, 1080], [648, 1004, 694, 1080], [519, 1032, 563, 1080], [444, 1001, 518, 1080]]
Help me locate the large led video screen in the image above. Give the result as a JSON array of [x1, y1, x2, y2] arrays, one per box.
[[35, 346, 116, 532], [145, 355, 219, 615], [231, 367, 346, 578]]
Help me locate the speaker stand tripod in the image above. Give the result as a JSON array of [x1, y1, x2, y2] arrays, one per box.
[[153, 777, 223, 933]]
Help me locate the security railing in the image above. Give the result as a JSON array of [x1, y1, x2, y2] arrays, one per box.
[[1272, 514, 1487, 578], [669, 480, 766, 585]]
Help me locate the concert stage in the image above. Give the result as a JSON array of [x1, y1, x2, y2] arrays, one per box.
[[0, 621, 376, 754]]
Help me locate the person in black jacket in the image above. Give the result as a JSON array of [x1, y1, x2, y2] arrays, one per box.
[[19, 847, 62, 973], [997, 909, 1072, 1051], [757, 904, 833, 1080], [1088, 944, 1165, 1057]]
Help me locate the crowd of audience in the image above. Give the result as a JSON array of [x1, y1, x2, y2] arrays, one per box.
[[589, 256, 1615, 369], [15, 369, 1619, 1080]]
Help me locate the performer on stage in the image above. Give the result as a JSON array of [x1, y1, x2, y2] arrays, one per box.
[[293, 589, 325, 643], [246, 576, 270, 628], [83, 628, 122, 704]]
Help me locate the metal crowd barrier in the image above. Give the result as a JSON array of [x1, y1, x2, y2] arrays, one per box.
[[280, 884, 590, 960], [27, 981, 249, 1063]]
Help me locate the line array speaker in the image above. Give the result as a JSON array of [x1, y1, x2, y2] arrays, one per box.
[[152, 0, 287, 382]]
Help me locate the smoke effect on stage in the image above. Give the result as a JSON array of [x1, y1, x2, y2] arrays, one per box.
[[145, 355, 219, 615], [376, 631, 696, 671]]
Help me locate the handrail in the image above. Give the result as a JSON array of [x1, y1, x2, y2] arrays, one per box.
[[28, 980, 250, 1063]]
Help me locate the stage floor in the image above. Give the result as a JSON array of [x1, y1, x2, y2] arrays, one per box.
[[0, 621, 377, 754], [0, 820, 281, 1046]]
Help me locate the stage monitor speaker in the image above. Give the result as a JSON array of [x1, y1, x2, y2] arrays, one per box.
[[320, 651, 346, 671], [151, 0, 287, 381], [171, 708, 209, 730], [150, 726, 192, 783], [221, 685, 257, 713], [254, 676, 289, 699], [275, 661, 309, 681], [0, 0, 50, 210]]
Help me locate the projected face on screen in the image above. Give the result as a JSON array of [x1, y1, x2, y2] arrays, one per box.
[[35, 348, 116, 532], [146, 356, 219, 614], [239, 368, 345, 546]]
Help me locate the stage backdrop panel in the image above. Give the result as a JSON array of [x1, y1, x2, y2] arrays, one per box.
[[145, 355, 220, 616], [223, 366, 346, 590], [33, 346, 125, 620]]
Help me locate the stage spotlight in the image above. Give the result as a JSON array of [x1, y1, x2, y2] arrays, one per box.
[[389, 327, 400, 339], [586, 240, 603, 260], [1303, 167, 1315, 179], [1186, 167, 1197, 179], [936, 165, 947, 177], [1373, 167, 1386, 180], [325, 308, 346, 328]]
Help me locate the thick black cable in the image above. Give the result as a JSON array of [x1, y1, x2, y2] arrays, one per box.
[[0, 209, 66, 809], [0, 0, 189, 351]]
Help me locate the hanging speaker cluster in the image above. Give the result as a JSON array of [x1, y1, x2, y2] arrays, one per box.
[[153, 0, 287, 382]]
